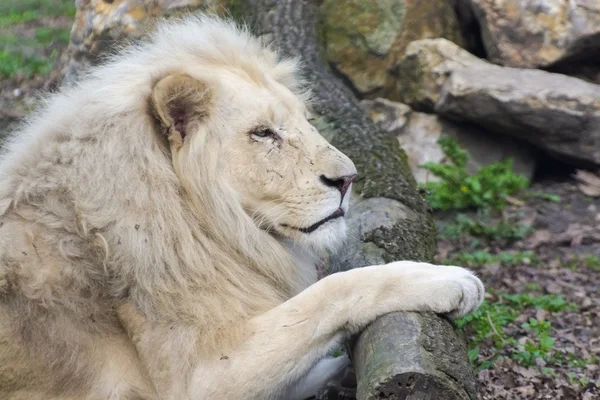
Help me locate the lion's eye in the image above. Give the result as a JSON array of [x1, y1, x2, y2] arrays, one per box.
[[250, 126, 278, 140]]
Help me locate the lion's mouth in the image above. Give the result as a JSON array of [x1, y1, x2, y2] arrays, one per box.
[[283, 208, 345, 234]]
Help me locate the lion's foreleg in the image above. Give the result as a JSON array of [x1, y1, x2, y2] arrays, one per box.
[[187, 261, 483, 399], [118, 262, 482, 399]]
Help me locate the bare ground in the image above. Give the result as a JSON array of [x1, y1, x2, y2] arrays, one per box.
[[436, 179, 600, 400]]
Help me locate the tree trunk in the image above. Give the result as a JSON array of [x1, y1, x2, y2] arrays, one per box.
[[233, 1, 477, 399], [65, 1, 477, 398]]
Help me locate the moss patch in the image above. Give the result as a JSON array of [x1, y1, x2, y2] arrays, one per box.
[[320, 0, 464, 98]]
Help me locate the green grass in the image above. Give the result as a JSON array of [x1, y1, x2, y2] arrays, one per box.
[[34, 27, 72, 45], [0, 3, 73, 79], [0, 0, 76, 26], [0, 49, 56, 79]]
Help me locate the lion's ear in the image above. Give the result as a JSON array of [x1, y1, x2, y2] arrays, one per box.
[[151, 74, 211, 145]]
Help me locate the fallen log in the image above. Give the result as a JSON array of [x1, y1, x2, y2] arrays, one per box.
[[65, 1, 477, 398]]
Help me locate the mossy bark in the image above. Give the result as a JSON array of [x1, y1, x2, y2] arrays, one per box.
[[235, 1, 476, 399]]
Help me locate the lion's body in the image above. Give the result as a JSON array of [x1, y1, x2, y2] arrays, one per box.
[[0, 16, 484, 400], [0, 17, 306, 399]]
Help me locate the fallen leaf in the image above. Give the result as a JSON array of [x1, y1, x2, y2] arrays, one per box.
[[434, 241, 454, 262], [574, 170, 600, 197], [516, 385, 536, 396], [535, 309, 549, 321], [524, 229, 552, 249], [506, 196, 524, 206], [515, 366, 539, 379], [554, 223, 600, 247]]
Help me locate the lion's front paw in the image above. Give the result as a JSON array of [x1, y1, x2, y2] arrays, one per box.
[[434, 265, 485, 317], [385, 262, 485, 317]]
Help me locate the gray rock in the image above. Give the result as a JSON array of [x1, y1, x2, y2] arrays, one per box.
[[396, 39, 600, 166], [469, 0, 600, 68], [362, 98, 537, 182]]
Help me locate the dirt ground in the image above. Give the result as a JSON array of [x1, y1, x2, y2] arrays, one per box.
[[1, 10, 598, 400], [435, 179, 600, 399]]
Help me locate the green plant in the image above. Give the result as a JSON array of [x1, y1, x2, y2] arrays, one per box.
[[438, 212, 532, 242], [561, 254, 600, 271], [563, 353, 590, 368], [444, 250, 537, 268], [525, 283, 539, 291], [501, 293, 577, 312], [584, 254, 600, 271], [0, 50, 20, 78], [421, 137, 529, 211], [528, 191, 561, 203], [457, 293, 578, 370], [567, 372, 591, 388], [513, 318, 556, 367], [564, 256, 580, 271], [445, 250, 497, 267], [456, 299, 516, 370], [456, 299, 516, 346], [500, 251, 538, 265]]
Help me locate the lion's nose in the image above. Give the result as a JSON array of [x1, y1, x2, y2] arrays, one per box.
[[319, 173, 357, 198]]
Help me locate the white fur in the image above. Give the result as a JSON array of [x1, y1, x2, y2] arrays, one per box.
[[0, 15, 484, 399]]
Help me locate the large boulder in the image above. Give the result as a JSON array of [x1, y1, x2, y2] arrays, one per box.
[[319, 0, 464, 99], [362, 98, 537, 183], [469, 0, 600, 68], [395, 38, 600, 166]]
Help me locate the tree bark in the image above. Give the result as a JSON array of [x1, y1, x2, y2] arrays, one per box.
[[232, 1, 477, 399]]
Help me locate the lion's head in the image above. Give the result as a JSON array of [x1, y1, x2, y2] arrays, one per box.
[[148, 20, 357, 254], [0, 17, 361, 380], [0, 16, 358, 314]]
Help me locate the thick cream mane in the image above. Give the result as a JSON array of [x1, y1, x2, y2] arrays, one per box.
[[0, 16, 314, 349]]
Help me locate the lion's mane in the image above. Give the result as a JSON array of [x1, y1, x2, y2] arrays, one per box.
[[0, 15, 314, 364]]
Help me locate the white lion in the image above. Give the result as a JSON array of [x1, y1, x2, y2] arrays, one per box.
[[0, 15, 484, 400]]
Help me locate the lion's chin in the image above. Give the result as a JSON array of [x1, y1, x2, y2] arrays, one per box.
[[277, 217, 348, 254]]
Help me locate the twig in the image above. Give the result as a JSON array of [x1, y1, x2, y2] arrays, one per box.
[[487, 311, 504, 344]]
